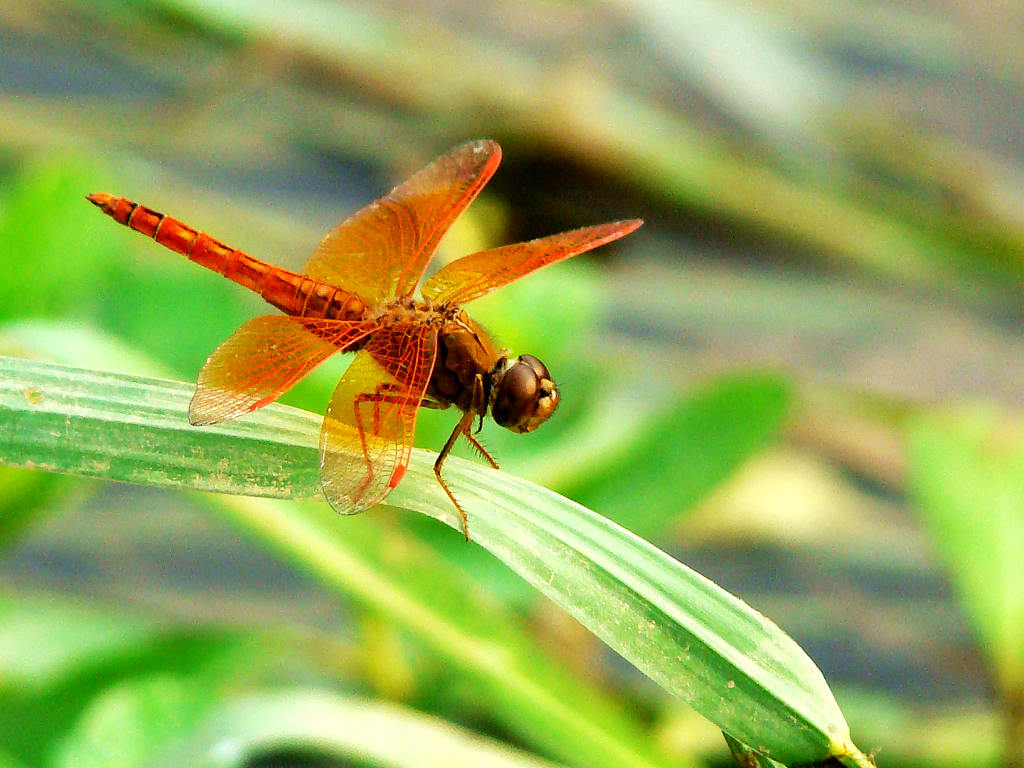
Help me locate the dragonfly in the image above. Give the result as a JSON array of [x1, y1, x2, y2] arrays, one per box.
[[88, 140, 642, 539]]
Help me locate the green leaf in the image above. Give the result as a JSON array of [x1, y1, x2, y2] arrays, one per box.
[[53, 675, 213, 768], [0, 749, 28, 768], [0, 599, 158, 693], [0, 356, 870, 766], [0, 598, 169, 764], [0, 593, 353, 766], [907, 409, 1024, 695], [0, 357, 672, 768], [723, 732, 788, 767], [0, 356, 321, 501], [159, 689, 571, 768]]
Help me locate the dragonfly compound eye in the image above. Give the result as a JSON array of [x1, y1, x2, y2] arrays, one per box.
[[492, 355, 559, 433]]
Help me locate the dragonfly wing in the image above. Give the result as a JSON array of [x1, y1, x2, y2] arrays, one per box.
[[189, 315, 376, 425], [303, 140, 502, 303], [421, 219, 643, 305], [319, 323, 437, 514]]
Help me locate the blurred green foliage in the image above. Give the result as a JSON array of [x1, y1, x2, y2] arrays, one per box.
[[2, 0, 1024, 766], [909, 412, 1024, 712]]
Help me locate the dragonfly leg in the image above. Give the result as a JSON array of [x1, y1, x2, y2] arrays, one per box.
[[463, 375, 498, 468], [434, 408, 478, 540], [461, 430, 499, 469]]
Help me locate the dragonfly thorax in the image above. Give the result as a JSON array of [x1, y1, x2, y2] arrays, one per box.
[[370, 295, 449, 326], [418, 299, 559, 432]]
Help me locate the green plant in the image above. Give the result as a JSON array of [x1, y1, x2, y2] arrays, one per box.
[[0, 355, 872, 767]]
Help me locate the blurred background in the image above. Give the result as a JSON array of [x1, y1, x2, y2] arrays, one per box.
[[2, 1, 1024, 766]]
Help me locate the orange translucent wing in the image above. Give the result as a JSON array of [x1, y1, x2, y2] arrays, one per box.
[[189, 315, 376, 425], [303, 140, 502, 303], [421, 219, 643, 305], [319, 323, 437, 514]]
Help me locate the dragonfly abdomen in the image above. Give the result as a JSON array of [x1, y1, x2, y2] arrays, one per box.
[[291, 278, 367, 320], [88, 194, 271, 287], [87, 193, 366, 320]]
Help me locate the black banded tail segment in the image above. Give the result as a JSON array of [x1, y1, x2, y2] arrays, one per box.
[[88, 193, 223, 270], [87, 193, 145, 230]]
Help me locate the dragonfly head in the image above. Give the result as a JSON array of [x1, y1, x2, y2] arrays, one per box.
[[490, 354, 559, 434]]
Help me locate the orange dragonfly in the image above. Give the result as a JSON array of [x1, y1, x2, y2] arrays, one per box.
[[88, 140, 642, 538]]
